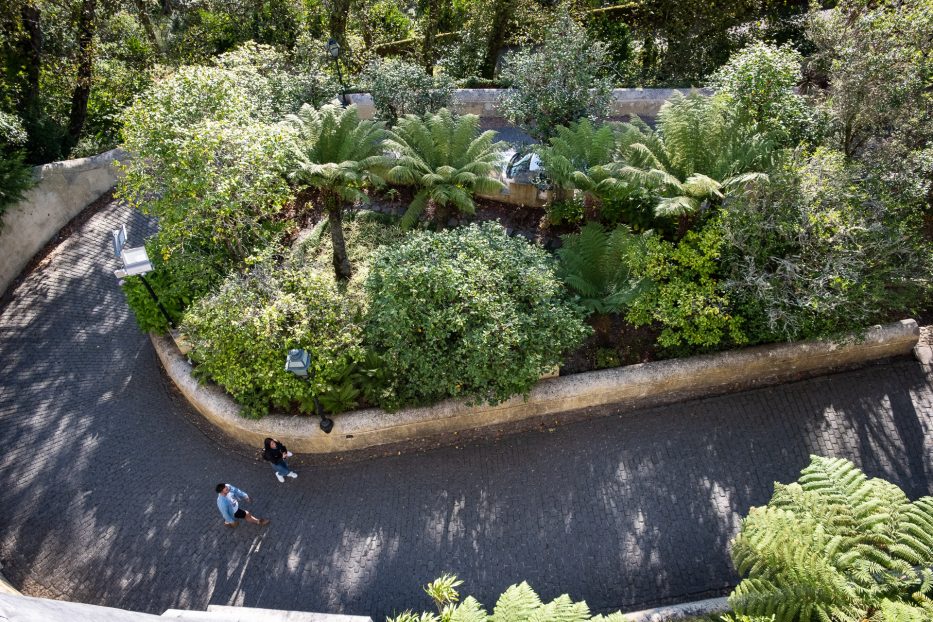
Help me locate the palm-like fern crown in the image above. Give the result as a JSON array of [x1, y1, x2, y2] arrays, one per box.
[[729, 455, 933, 622], [383, 108, 506, 228], [557, 222, 650, 315], [537, 119, 620, 191], [286, 103, 388, 203]]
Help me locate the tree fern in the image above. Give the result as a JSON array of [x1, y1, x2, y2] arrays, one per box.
[[383, 108, 505, 228], [557, 222, 651, 317], [729, 455, 933, 621], [286, 103, 387, 280]]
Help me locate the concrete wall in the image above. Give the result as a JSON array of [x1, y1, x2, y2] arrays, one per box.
[[0, 592, 164, 621], [348, 88, 711, 121], [0, 148, 128, 297], [152, 320, 919, 455]]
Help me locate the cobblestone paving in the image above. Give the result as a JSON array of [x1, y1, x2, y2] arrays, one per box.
[[1, 200, 932, 619]]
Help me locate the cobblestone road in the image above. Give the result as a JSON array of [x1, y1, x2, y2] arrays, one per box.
[[1, 200, 931, 619]]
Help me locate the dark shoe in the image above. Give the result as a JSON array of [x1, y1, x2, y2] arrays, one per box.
[[259, 518, 271, 526]]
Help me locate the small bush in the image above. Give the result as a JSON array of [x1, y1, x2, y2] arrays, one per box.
[[0, 111, 35, 226], [361, 58, 454, 125], [182, 254, 365, 418], [627, 226, 747, 351], [499, 12, 613, 142], [364, 222, 589, 409]]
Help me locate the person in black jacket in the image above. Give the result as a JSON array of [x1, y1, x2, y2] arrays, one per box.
[[262, 437, 297, 483]]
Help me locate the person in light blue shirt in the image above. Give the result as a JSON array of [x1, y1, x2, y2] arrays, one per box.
[[216, 483, 270, 528]]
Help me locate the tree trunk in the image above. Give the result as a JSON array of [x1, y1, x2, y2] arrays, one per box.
[[160, 0, 172, 16], [132, 0, 160, 52], [479, 0, 513, 79], [18, 2, 42, 121], [67, 0, 97, 151], [328, 0, 350, 51], [327, 201, 352, 280], [421, 0, 438, 74]]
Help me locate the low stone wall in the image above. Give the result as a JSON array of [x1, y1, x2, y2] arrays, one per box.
[[0, 148, 129, 297], [152, 320, 919, 455], [622, 596, 730, 622], [348, 88, 710, 122]]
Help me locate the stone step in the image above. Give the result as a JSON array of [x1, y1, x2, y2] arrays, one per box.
[[161, 610, 234, 620]]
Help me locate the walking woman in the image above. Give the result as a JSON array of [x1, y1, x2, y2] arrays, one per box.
[[262, 437, 297, 483]]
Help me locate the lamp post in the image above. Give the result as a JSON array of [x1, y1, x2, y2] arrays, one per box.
[[285, 348, 334, 434], [326, 37, 347, 107], [111, 225, 174, 328]]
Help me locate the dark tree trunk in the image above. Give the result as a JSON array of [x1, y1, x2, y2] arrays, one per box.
[[327, 201, 352, 280], [18, 2, 42, 120], [67, 0, 97, 151], [160, 0, 172, 16], [421, 0, 438, 74], [132, 0, 160, 52], [328, 0, 350, 51], [479, 0, 513, 79]]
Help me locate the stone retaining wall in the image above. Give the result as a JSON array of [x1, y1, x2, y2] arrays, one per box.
[[348, 88, 710, 121], [152, 319, 919, 455], [0, 148, 128, 297]]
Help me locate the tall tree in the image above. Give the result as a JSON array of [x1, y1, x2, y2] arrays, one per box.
[[421, 0, 439, 73], [479, 0, 512, 79], [328, 0, 350, 51], [67, 0, 97, 150]]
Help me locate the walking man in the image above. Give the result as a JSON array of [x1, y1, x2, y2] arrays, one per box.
[[262, 437, 297, 483], [216, 483, 270, 528]]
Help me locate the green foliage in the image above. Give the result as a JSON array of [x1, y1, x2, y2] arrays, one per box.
[[0, 110, 34, 222], [711, 42, 814, 148], [362, 58, 455, 125], [544, 198, 586, 227], [557, 222, 651, 317], [383, 108, 506, 228], [627, 226, 747, 351], [181, 253, 365, 418], [499, 12, 613, 142], [584, 8, 634, 82], [364, 222, 589, 410], [718, 149, 933, 343], [729, 455, 933, 621], [389, 576, 631, 622], [536, 118, 619, 194]]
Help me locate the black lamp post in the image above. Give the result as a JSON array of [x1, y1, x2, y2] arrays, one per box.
[[326, 37, 347, 107], [285, 348, 334, 433]]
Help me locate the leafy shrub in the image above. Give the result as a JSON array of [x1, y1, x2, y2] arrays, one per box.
[[627, 226, 747, 351], [0, 110, 35, 224], [544, 198, 586, 227], [710, 42, 814, 147], [181, 254, 365, 418], [719, 149, 933, 343], [383, 108, 505, 228], [499, 12, 613, 142], [584, 8, 634, 82], [364, 222, 589, 409], [361, 58, 454, 125], [729, 455, 933, 620], [390, 575, 629, 622]]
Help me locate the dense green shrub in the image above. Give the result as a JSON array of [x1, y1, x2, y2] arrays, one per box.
[[719, 149, 933, 343], [364, 222, 589, 409], [0, 110, 35, 224], [361, 58, 454, 125], [627, 225, 747, 351], [390, 575, 629, 622], [383, 108, 505, 228], [710, 42, 815, 148], [499, 12, 613, 142], [729, 455, 933, 620], [182, 254, 365, 418]]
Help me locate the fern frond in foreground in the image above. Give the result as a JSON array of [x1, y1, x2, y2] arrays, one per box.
[[729, 455, 933, 621], [387, 576, 626, 622]]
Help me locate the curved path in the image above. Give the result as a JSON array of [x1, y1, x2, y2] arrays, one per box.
[[1, 199, 932, 619]]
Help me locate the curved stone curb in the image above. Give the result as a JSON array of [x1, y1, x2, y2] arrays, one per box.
[[0, 148, 130, 297], [622, 596, 730, 621], [152, 320, 919, 455]]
